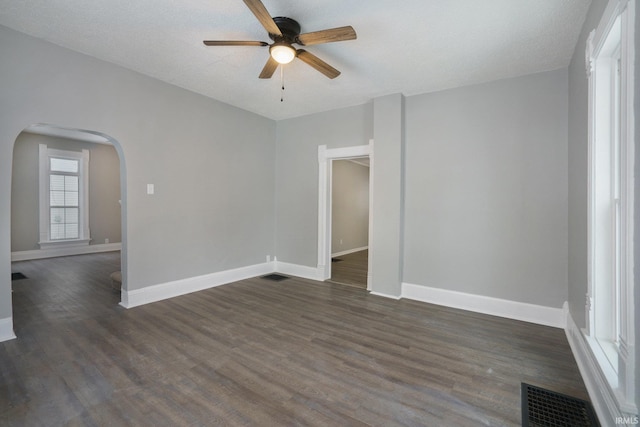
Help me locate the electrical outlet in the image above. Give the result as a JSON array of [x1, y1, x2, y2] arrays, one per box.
[[266, 255, 271, 263], [105, 238, 109, 244]]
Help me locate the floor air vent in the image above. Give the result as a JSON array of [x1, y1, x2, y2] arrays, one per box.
[[11, 272, 27, 280], [261, 274, 289, 282], [522, 383, 599, 426]]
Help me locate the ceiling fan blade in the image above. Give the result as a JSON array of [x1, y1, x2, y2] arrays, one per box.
[[203, 40, 268, 46], [242, 0, 282, 36], [297, 26, 357, 46], [259, 56, 279, 79], [296, 49, 340, 79]]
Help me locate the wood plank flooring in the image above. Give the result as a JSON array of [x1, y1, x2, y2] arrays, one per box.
[[330, 250, 368, 289], [2, 253, 589, 426]]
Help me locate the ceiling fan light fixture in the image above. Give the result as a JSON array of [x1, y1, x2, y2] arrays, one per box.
[[270, 42, 296, 64], [203, 1, 357, 80]]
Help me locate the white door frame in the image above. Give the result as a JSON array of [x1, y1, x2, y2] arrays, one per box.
[[317, 140, 373, 289]]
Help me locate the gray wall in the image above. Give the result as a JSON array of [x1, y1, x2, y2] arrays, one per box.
[[331, 160, 369, 254], [370, 94, 405, 297], [403, 69, 569, 307], [276, 70, 569, 306], [11, 133, 121, 252], [275, 104, 373, 266], [0, 25, 276, 322]]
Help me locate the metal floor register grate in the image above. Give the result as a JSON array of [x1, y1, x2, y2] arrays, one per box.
[[260, 274, 289, 282], [522, 383, 599, 426]]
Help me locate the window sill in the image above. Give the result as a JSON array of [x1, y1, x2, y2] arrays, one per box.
[[584, 332, 619, 390], [38, 239, 91, 250]]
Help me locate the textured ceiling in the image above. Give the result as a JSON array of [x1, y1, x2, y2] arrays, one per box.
[[0, 0, 591, 120]]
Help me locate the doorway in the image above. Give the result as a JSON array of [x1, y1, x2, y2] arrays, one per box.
[[317, 142, 373, 290], [329, 158, 369, 288], [10, 124, 127, 320]]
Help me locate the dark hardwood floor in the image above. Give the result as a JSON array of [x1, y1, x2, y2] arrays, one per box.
[[330, 250, 368, 289], [2, 253, 589, 426]]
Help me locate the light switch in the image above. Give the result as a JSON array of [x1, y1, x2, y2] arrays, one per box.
[[147, 184, 154, 195]]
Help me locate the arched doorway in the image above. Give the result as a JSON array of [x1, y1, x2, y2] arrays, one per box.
[[9, 124, 127, 334]]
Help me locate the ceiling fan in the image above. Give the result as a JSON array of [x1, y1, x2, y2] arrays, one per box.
[[203, 0, 357, 79]]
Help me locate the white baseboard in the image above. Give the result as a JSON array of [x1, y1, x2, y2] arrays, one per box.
[[401, 282, 566, 328], [0, 317, 17, 342], [331, 246, 368, 258], [11, 242, 122, 261], [369, 291, 401, 300], [120, 259, 332, 309], [274, 260, 323, 281], [120, 262, 274, 308], [565, 309, 626, 425]]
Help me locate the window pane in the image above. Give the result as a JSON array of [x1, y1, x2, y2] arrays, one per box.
[[50, 207, 80, 240], [65, 208, 78, 224], [65, 176, 78, 192], [50, 175, 65, 191], [64, 208, 78, 224], [50, 223, 65, 240], [50, 191, 65, 206], [51, 208, 64, 224], [65, 224, 79, 239], [65, 191, 78, 207], [50, 158, 78, 173]]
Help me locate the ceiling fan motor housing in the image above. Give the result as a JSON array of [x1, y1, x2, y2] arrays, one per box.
[[270, 17, 301, 43]]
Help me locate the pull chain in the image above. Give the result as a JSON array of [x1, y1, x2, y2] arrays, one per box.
[[280, 66, 285, 102]]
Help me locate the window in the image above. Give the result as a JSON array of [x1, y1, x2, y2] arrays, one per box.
[[38, 145, 90, 247], [585, 0, 635, 413], [590, 13, 622, 374], [50, 158, 80, 240]]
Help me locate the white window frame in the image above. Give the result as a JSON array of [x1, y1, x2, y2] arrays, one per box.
[[585, 0, 636, 415], [38, 144, 90, 248]]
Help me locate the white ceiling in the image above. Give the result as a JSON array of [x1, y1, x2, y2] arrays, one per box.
[[0, 0, 591, 121]]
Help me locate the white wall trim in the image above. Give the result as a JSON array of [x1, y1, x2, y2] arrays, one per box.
[[38, 239, 91, 250], [565, 308, 629, 424], [274, 259, 324, 281], [317, 142, 373, 282], [369, 291, 401, 300], [585, 0, 637, 412], [120, 261, 275, 308], [0, 317, 17, 342], [401, 282, 566, 328], [331, 246, 368, 258], [11, 242, 121, 261], [119, 259, 333, 309], [367, 139, 374, 292]]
